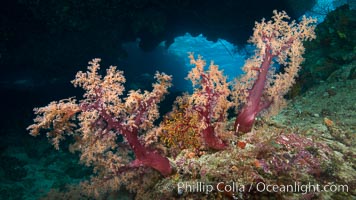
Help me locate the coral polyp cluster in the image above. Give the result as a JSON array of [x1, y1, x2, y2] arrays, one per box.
[[160, 96, 202, 155]]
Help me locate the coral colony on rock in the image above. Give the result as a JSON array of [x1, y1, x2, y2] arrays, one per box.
[[26, 10, 355, 200]]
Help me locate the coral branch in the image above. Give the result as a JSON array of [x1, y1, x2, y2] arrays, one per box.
[[234, 11, 316, 133], [28, 59, 173, 176], [186, 53, 232, 150]]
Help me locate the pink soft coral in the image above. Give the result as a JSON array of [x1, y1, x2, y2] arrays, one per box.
[[28, 58, 172, 176], [185, 53, 231, 150], [234, 11, 316, 133]]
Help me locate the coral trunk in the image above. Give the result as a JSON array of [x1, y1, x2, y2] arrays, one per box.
[[202, 125, 227, 150], [235, 47, 273, 133], [123, 129, 172, 176]]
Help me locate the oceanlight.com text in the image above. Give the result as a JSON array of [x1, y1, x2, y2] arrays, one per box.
[[256, 182, 349, 194]]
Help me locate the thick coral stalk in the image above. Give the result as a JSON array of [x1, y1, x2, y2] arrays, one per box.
[[201, 124, 227, 150], [234, 45, 273, 133], [90, 100, 172, 176], [197, 93, 227, 150], [120, 128, 172, 176]]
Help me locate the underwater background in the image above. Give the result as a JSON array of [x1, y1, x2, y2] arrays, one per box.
[[0, 0, 355, 199]]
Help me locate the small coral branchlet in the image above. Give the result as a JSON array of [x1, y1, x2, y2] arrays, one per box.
[[27, 98, 80, 149], [28, 58, 173, 176], [185, 53, 232, 150], [233, 10, 316, 133]]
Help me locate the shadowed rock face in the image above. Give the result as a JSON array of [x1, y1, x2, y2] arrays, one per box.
[[300, 5, 356, 91]]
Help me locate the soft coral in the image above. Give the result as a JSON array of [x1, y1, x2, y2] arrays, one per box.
[[28, 59, 173, 176], [234, 11, 316, 133]]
